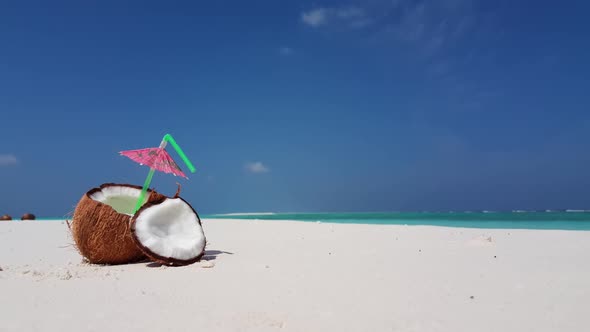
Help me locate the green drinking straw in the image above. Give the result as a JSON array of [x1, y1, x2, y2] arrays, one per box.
[[133, 134, 196, 213]]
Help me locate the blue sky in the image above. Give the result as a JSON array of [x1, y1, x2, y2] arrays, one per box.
[[1, 0, 589, 217]]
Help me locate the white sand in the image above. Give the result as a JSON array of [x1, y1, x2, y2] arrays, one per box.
[[1, 219, 589, 332]]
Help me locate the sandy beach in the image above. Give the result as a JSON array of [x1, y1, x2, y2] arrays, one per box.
[[1, 219, 589, 332]]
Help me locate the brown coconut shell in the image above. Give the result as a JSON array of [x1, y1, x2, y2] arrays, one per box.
[[0, 214, 12, 221], [70, 183, 166, 265], [130, 185, 206, 266], [21, 213, 36, 220]]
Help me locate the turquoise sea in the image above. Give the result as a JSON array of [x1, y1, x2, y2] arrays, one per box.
[[204, 211, 590, 231]]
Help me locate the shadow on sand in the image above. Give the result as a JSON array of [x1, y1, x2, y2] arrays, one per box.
[[145, 250, 234, 267], [202, 250, 234, 261]]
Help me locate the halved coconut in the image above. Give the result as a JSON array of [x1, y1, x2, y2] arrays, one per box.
[[70, 183, 165, 264], [131, 192, 206, 266]]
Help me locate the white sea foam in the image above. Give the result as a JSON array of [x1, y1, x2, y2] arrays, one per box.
[[213, 212, 276, 216]]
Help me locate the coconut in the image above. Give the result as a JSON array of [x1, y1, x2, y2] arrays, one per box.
[[1, 214, 12, 221], [131, 186, 206, 266], [70, 183, 165, 265], [21, 213, 36, 220]]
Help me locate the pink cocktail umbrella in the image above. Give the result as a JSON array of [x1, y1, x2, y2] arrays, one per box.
[[119, 134, 196, 212], [120, 147, 187, 179]]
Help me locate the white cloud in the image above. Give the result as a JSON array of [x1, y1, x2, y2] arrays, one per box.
[[298, 0, 490, 116], [301, 6, 370, 29], [279, 47, 293, 56], [0, 154, 17, 166], [301, 8, 328, 27], [301, 1, 475, 55], [245, 162, 270, 174]]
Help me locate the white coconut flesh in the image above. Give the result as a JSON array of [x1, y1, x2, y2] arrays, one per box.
[[133, 198, 205, 262], [89, 185, 144, 216]]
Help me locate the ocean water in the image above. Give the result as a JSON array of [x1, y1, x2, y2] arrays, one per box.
[[205, 211, 590, 231]]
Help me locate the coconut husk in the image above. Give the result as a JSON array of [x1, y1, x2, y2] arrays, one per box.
[[0, 214, 12, 221], [70, 183, 165, 265], [21, 213, 36, 220]]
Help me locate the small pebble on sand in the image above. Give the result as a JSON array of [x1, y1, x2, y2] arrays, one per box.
[[201, 261, 215, 268]]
